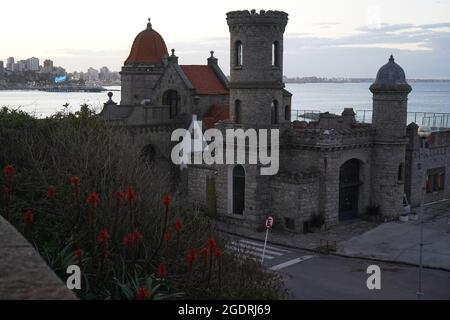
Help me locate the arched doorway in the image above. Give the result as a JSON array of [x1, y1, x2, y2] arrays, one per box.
[[233, 165, 245, 215], [162, 90, 179, 119], [339, 159, 361, 221]]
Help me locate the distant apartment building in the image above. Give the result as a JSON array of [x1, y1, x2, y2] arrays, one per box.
[[86, 67, 99, 81], [6, 57, 15, 71], [15, 60, 26, 72], [99, 66, 115, 82], [43, 59, 54, 73], [54, 66, 66, 77], [26, 57, 40, 71]]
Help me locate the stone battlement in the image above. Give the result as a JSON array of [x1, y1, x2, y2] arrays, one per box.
[[226, 9, 288, 26], [286, 127, 376, 149]]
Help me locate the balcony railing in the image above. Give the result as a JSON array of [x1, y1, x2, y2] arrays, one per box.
[[292, 109, 450, 131]]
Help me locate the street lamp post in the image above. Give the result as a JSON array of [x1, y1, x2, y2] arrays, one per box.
[[416, 125, 431, 300]]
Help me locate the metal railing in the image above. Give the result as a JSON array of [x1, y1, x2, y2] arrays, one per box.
[[292, 109, 450, 131]]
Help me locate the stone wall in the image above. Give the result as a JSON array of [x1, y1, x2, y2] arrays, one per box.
[[120, 64, 166, 105], [0, 216, 76, 300], [406, 125, 450, 207], [270, 176, 320, 233]]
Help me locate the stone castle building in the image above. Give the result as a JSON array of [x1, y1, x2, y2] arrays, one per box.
[[100, 10, 450, 233]]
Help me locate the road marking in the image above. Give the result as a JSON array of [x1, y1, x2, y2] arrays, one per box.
[[270, 256, 314, 271], [226, 239, 291, 260], [227, 243, 285, 256], [226, 244, 276, 260], [226, 239, 294, 261], [239, 239, 291, 253]]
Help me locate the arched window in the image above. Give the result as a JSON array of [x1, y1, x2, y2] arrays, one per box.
[[272, 41, 280, 67], [235, 41, 243, 66], [235, 100, 242, 124], [398, 163, 404, 181], [285, 105, 290, 121], [271, 100, 279, 125], [233, 165, 245, 215], [140, 144, 156, 163], [162, 90, 179, 119]]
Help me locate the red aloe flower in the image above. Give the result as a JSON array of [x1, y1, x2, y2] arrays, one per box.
[[46, 185, 57, 199], [162, 193, 171, 207], [23, 210, 33, 224], [187, 248, 197, 266], [122, 234, 132, 247], [215, 247, 223, 258], [201, 246, 209, 257], [136, 287, 151, 300], [163, 230, 170, 242], [97, 229, 110, 244], [3, 165, 16, 177], [125, 186, 136, 205], [115, 191, 124, 208], [70, 176, 80, 187], [157, 262, 167, 279], [123, 231, 143, 248], [3, 186, 11, 196], [87, 192, 100, 208], [208, 238, 217, 251], [74, 248, 84, 259], [175, 218, 183, 233], [132, 231, 143, 241]]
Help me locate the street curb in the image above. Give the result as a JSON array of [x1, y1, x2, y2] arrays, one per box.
[[217, 227, 450, 273]]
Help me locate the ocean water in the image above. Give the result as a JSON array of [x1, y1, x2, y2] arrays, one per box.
[[0, 86, 120, 117], [288, 82, 450, 114], [0, 82, 449, 118]]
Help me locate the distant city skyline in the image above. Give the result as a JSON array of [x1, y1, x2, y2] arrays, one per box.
[[2, 0, 450, 78]]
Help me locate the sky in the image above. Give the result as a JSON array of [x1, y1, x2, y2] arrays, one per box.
[[1, 0, 450, 78]]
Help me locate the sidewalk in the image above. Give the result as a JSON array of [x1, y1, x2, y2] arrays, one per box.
[[215, 218, 380, 253], [215, 206, 450, 272], [338, 212, 450, 271]]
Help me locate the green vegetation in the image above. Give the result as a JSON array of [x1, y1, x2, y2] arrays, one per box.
[[0, 106, 288, 300]]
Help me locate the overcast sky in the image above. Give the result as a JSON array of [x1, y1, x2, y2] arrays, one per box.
[[1, 0, 450, 78]]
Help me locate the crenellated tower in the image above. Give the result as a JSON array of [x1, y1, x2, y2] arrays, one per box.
[[227, 10, 289, 126]]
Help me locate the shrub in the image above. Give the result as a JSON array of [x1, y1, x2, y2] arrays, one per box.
[[0, 106, 287, 300]]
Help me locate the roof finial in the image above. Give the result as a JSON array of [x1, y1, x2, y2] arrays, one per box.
[[210, 50, 215, 58], [171, 49, 175, 56], [147, 18, 152, 29], [389, 54, 395, 62]]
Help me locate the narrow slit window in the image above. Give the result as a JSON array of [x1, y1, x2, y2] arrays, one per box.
[[236, 41, 243, 66], [271, 100, 279, 125], [285, 105, 290, 121], [272, 41, 280, 67]]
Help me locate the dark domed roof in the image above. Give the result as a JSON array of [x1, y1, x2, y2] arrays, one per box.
[[370, 55, 411, 93], [124, 19, 168, 65]]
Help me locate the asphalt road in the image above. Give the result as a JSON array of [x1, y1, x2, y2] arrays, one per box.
[[227, 238, 450, 300]]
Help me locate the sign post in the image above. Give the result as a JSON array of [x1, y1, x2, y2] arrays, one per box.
[[262, 216, 274, 263]]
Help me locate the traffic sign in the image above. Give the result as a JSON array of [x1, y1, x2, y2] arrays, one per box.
[[266, 216, 274, 229]]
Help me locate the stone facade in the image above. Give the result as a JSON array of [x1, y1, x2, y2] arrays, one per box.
[[100, 10, 450, 234], [406, 124, 450, 207]]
